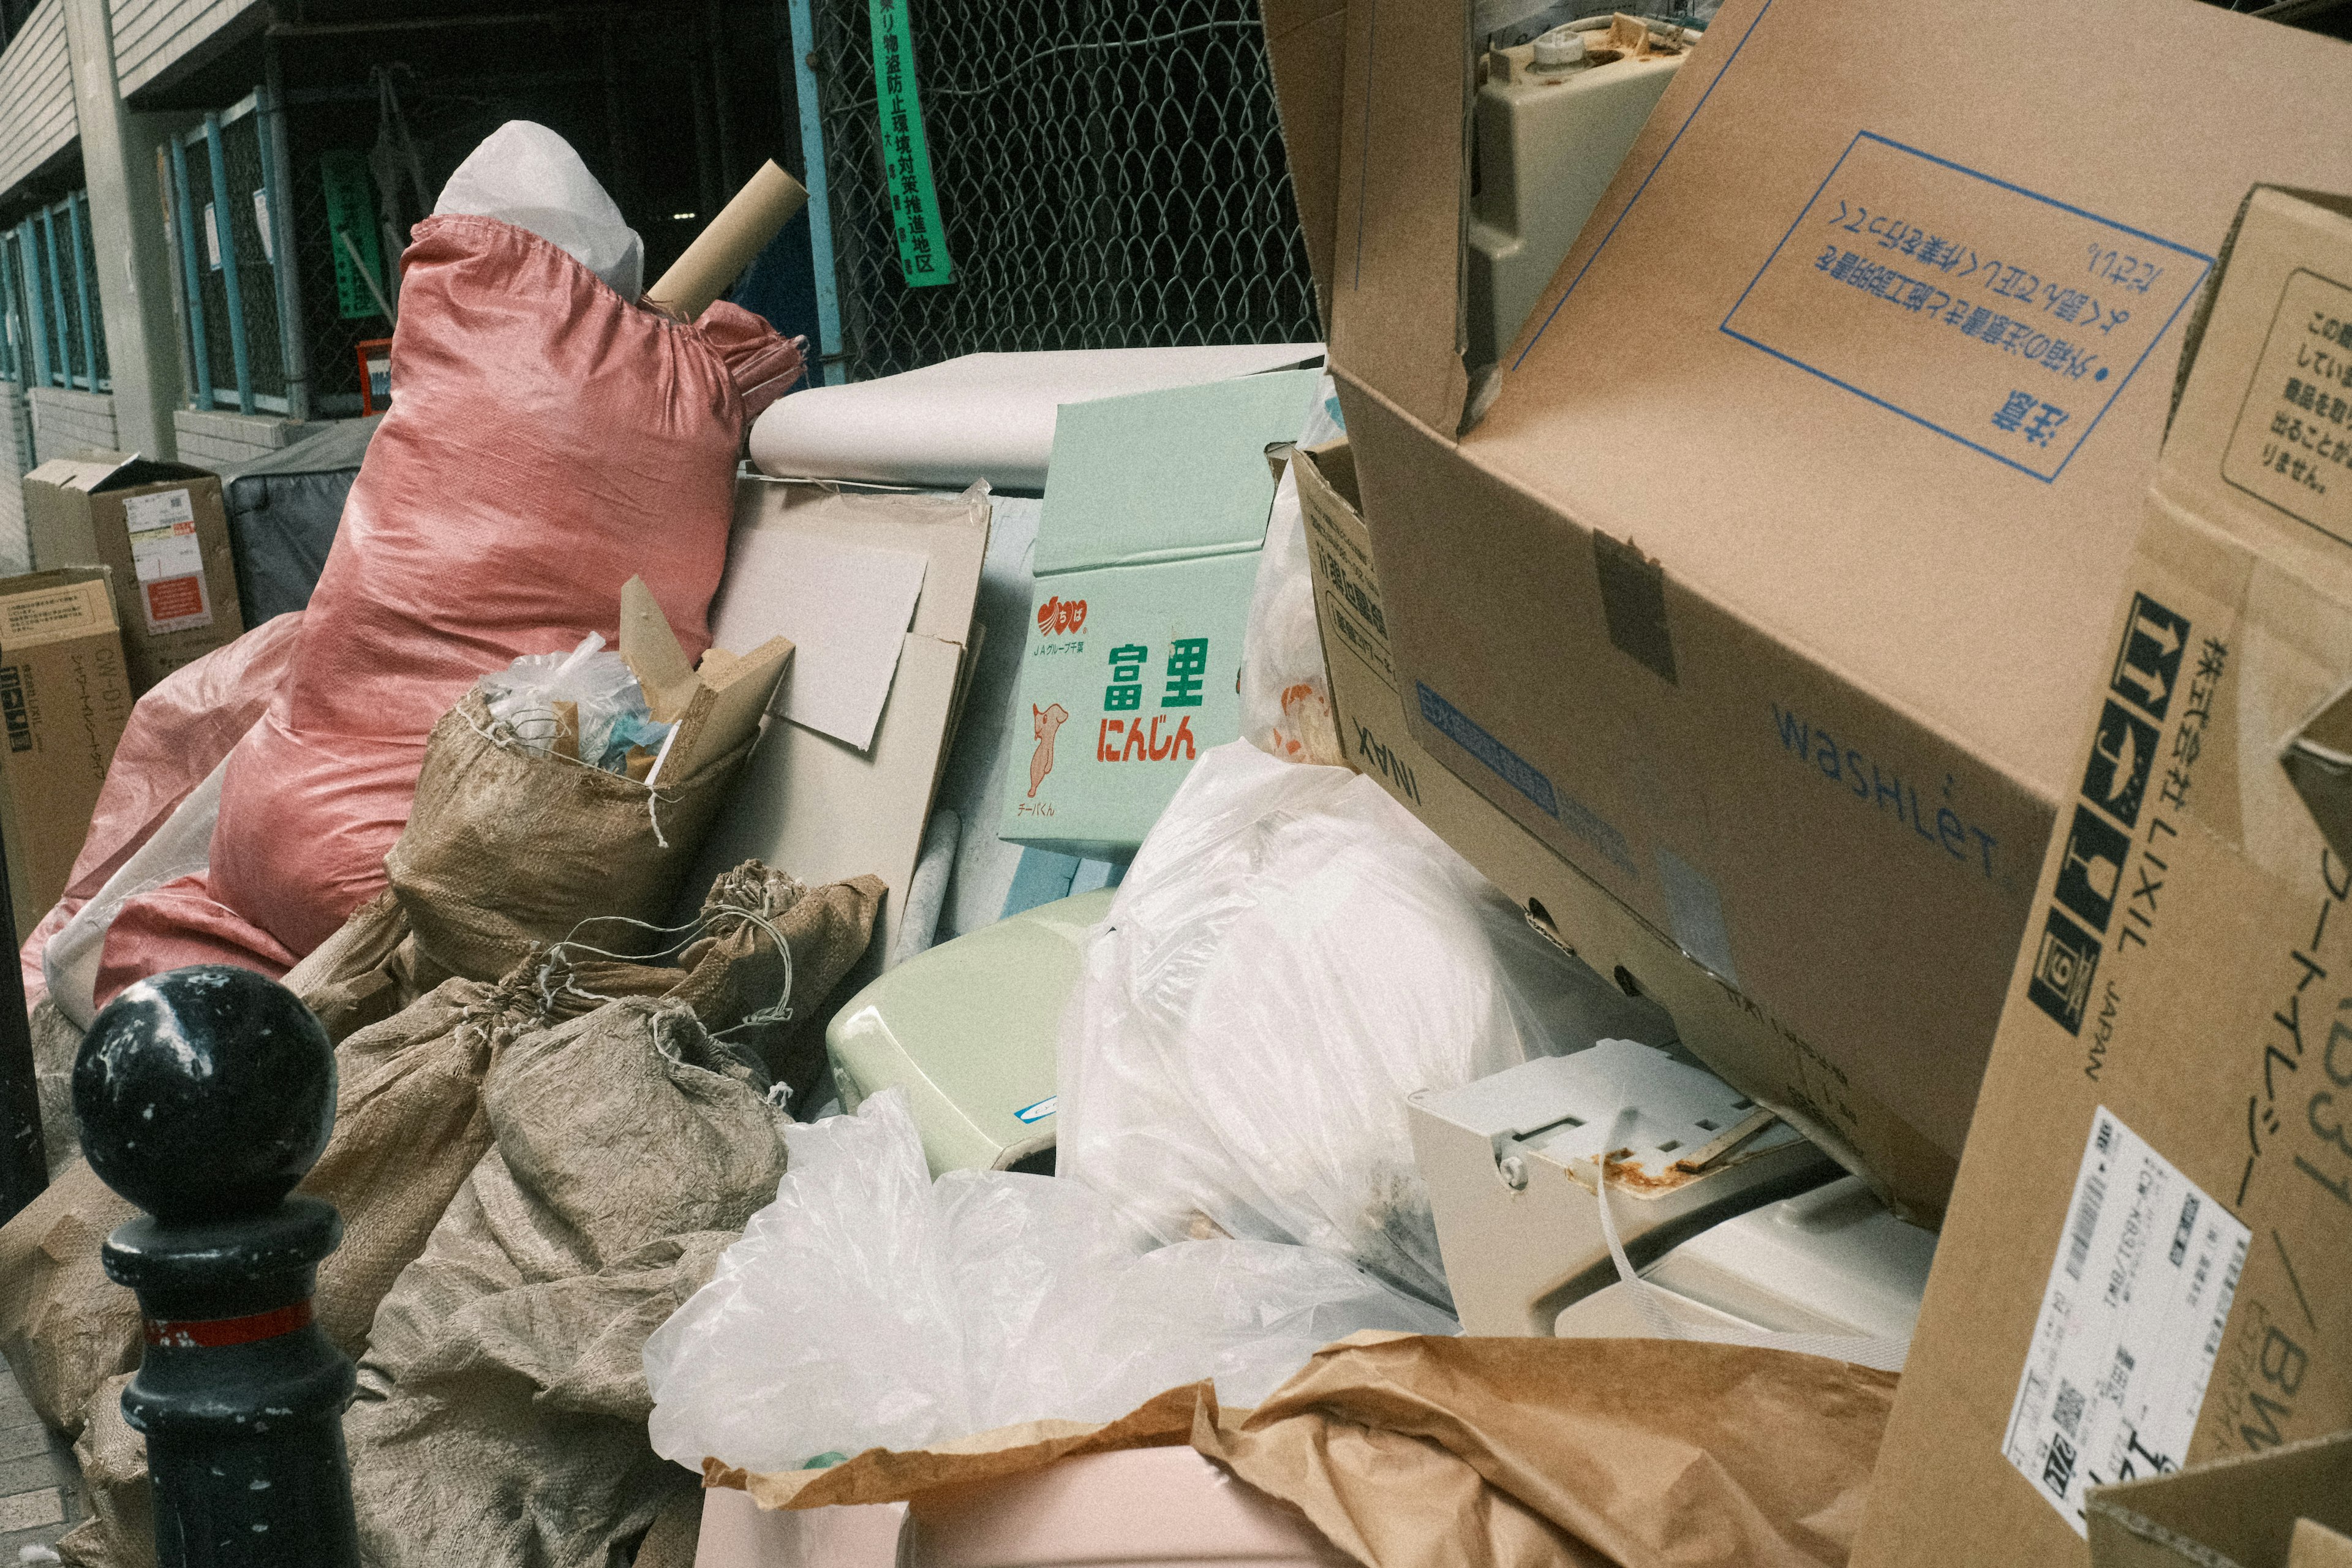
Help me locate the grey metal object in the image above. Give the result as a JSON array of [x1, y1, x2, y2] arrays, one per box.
[[0, 817, 44, 1226], [799, 0, 1319, 382], [218, 413, 380, 623], [260, 50, 312, 423]]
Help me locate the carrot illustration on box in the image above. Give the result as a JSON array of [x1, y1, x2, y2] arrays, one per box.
[[1029, 703, 1070, 797]]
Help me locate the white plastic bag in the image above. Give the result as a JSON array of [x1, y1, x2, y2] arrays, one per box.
[[1056, 741, 1662, 1310], [641, 1089, 1453, 1473], [1238, 463, 1342, 766], [434, 120, 645, 300], [1238, 379, 1345, 766]]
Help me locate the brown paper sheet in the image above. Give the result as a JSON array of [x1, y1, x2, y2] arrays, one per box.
[[706, 1333, 1896, 1568]]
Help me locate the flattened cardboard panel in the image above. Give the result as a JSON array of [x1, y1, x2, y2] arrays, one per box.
[[1330, 0, 1470, 432], [1258, 0, 1349, 334]]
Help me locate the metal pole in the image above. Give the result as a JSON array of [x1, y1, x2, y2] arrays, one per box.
[[19, 220, 50, 390], [688, 11, 721, 224], [203, 111, 255, 415], [79, 966, 360, 1566], [258, 52, 312, 423], [783, 0, 845, 385], [155, 140, 198, 415], [40, 208, 72, 391], [0, 812, 47, 1226], [67, 192, 99, 391], [708, 0, 738, 195], [170, 135, 214, 411]]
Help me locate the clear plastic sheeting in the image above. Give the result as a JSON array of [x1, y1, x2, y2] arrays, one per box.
[[433, 119, 646, 300], [477, 633, 670, 774], [1057, 742, 1661, 1310], [1240, 378, 1347, 767], [642, 1090, 1453, 1474]]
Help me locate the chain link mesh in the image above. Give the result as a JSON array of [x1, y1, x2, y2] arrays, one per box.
[[181, 117, 288, 407], [806, 0, 1320, 382]]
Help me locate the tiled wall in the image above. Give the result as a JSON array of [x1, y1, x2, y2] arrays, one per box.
[[172, 407, 334, 470], [26, 385, 117, 466]]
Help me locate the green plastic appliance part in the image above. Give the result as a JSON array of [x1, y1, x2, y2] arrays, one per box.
[[823, 888, 1114, 1175]]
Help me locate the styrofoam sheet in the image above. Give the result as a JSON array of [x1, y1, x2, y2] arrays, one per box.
[[748, 345, 1324, 491]]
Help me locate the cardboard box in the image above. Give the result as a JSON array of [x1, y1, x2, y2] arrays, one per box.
[[1001, 369, 1321, 857], [2084, 1431, 2352, 1568], [1295, 438, 1956, 1214], [23, 453, 244, 692], [1261, 0, 2352, 1192], [1854, 189, 2352, 1566], [0, 569, 134, 941], [687, 475, 990, 971]]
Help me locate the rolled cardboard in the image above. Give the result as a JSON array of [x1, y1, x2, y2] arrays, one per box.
[[644, 160, 809, 319]]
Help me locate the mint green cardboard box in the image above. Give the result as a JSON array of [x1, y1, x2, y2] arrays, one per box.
[[1002, 368, 1321, 854]]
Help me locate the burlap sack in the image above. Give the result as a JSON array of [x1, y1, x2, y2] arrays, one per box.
[[55, 1373, 151, 1568], [347, 998, 788, 1567], [385, 691, 753, 981], [39, 861, 883, 1568], [29, 998, 82, 1176], [0, 970, 528, 1434]]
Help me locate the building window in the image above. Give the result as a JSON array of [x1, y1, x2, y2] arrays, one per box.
[[165, 92, 291, 416], [0, 190, 113, 396]]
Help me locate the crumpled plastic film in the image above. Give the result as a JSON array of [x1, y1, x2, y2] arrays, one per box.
[[641, 1089, 1455, 1474], [1057, 741, 1661, 1310]]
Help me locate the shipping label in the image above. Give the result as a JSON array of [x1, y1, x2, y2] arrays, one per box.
[[2003, 1106, 2250, 1536], [121, 488, 211, 635], [1723, 133, 2209, 481], [2222, 265, 2352, 546]]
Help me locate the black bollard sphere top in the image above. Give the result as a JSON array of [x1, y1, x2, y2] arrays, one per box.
[[74, 965, 335, 1224]]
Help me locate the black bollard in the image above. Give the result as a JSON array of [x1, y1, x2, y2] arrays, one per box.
[[75, 965, 360, 1568]]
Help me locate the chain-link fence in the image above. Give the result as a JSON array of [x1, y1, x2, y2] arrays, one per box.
[[176, 112, 288, 407], [805, 0, 1320, 381]]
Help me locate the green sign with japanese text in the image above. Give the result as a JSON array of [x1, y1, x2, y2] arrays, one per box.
[[867, 0, 954, 287]]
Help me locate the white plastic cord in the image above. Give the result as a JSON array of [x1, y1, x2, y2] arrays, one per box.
[[1589, 1104, 1910, 1374], [532, 902, 797, 1042], [458, 699, 679, 848]]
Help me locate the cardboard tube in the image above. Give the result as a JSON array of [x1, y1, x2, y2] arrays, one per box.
[[644, 160, 809, 319]]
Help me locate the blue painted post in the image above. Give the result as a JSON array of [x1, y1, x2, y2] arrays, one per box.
[[0, 235, 19, 385], [170, 135, 215, 410], [19, 221, 50, 391], [40, 208, 71, 390], [786, 0, 846, 385], [203, 112, 254, 415], [67, 192, 99, 391]]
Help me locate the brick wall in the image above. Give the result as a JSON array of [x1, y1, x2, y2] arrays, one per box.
[[0, 381, 29, 576], [26, 386, 118, 466], [172, 409, 338, 472]]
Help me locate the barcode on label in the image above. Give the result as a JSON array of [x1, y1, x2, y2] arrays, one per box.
[[2065, 1172, 2107, 1281], [2052, 1380, 2086, 1440]]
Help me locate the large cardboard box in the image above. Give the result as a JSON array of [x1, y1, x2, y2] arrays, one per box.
[[2084, 1431, 2352, 1568], [0, 568, 133, 941], [1853, 189, 2352, 1566], [1294, 439, 1956, 1208], [24, 453, 244, 692], [1001, 369, 1320, 857], [1261, 0, 2352, 1196]]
